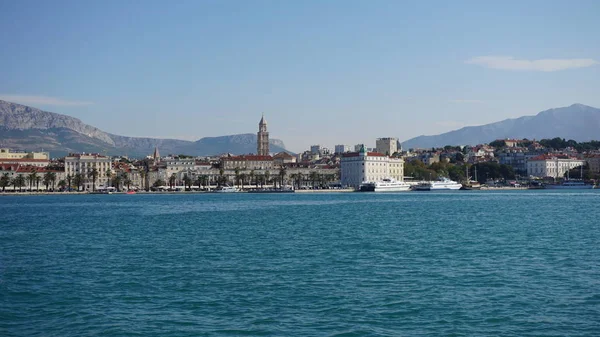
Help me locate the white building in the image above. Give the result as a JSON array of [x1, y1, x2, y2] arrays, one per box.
[[340, 147, 404, 189], [65, 153, 112, 190], [375, 137, 398, 156], [0, 148, 49, 160], [526, 154, 586, 178]]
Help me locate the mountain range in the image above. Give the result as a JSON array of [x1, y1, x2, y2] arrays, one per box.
[[0, 100, 288, 158], [401, 104, 600, 149]]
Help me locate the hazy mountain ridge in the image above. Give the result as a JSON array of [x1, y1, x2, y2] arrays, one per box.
[[401, 104, 600, 149], [0, 100, 287, 157]]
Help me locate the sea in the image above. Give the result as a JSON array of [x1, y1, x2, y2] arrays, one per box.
[[1, 190, 599, 336]]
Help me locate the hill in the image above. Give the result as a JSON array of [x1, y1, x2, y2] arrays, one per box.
[[0, 100, 288, 157], [401, 104, 600, 149]]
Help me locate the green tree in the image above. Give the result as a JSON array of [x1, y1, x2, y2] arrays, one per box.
[[183, 174, 192, 191], [234, 167, 241, 188], [0, 173, 10, 192], [105, 169, 112, 188], [49, 172, 57, 190], [66, 174, 72, 191], [278, 167, 287, 188], [73, 173, 83, 191], [113, 175, 122, 191], [88, 168, 99, 192], [43, 172, 53, 191], [249, 170, 255, 188], [169, 173, 177, 189], [27, 171, 38, 191], [153, 179, 166, 188], [13, 175, 25, 192], [264, 171, 271, 187], [309, 171, 319, 188], [57, 179, 67, 191]]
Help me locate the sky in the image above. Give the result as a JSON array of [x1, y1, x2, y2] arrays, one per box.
[[1, 0, 599, 153]]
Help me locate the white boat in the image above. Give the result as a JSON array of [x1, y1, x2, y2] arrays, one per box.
[[359, 178, 411, 192], [545, 180, 594, 189], [413, 177, 462, 191], [214, 186, 238, 193]]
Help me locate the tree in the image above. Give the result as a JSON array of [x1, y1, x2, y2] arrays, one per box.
[[73, 173, 83, 191], [234, 167, 241, 188], [57, 179, 66, 191], [43, 172, 53, 191], [27, 171, 38, 191], [279, 167, 287, 188], [264, 171, 271, 187], [489, 140, 506, 148], [13, 175, 25, 192], [249, 170, 255, 188], [66, 174, 72, 191], [183, 174, 192, 191], [113, 176, 122, 191], [138, 168, 147, 191], [105, 169, 112, 188], [35, 175, 41, 191], [124, 177, 132, 190], [0, 173, 10, 192], [88, 168, 99, 192], [153, 179, 166, 188], [239, 173, 247, 190], [49, 172, 57, 191], [169, 174, 177, 189], [309, 171, 319, 188]]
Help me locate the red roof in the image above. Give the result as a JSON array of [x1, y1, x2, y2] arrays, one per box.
[[15, 165, 62, 173]]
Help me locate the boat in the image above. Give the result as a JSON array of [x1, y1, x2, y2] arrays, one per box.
[[413, 177, 462, 191], [544, 180, 594, 189], [126, 190, 136, 194], [460, 166, 481, 190], [359, 178, 411, 192], [214, 186, 238, 193], [545, 165, 594, 189], [248, 187, 295, 193]]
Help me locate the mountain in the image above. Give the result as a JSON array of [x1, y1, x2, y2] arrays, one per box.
[[401, 104, 600, 149], [0, 100, 288, 157]]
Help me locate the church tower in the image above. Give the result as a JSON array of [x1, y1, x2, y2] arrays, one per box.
[[257, 114, 269, 156]]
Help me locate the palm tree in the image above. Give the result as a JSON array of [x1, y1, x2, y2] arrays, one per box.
[[73, 173, 83, 191], [13, 175, 25, 192], [138, 168, 147, 191], [278, 167, 287, 188], [240, 173, 247, 190], [66, 174, 72, 191], [218, 168, 225, 187], [88, 168, 99, 192], [0, 173, 10, 192], [309, 171, 319, 189], [57, 179, 66, 191], [113, 175, 122, 191], [183, 174, 192, 191], [124, 177, 132, 191], [49, 172, 57, 191], [43, 172, 53, 191], [27, 171, 38, 191], [195, 176, 202, 191], [35, 175, 41, 191], [169, 174, 177, 189], [105, 169, 112, 188], [249, 170, 255, 188], [265, 171, 271, 188], [234, 167, 241, 188]]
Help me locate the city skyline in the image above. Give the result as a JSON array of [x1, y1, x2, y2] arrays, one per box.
[[1, 0, 599, 152]]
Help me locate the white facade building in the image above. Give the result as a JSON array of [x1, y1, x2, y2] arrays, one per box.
[[65, 153, 112, 190], [340, 147, 404, 189], [526, 155, 586, 178]]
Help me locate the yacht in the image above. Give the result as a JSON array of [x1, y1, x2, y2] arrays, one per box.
[[359, 178, 411, 192], [413, 177, 462, 191], [214, 186, 238, 193], [545, 180, 594, 189]]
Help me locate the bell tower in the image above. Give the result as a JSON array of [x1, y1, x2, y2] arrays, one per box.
[[257, 114, 269, 156]]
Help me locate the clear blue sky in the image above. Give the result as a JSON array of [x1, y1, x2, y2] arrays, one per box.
[[1, 0, 599, 152]]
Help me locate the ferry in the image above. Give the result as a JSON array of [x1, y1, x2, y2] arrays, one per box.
[[359, 178, 411, 192], [413, 177, 462, 191], [544, 180, 594, 189]]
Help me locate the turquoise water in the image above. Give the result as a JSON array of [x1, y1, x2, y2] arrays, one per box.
[[1, 191, 600, 336]]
